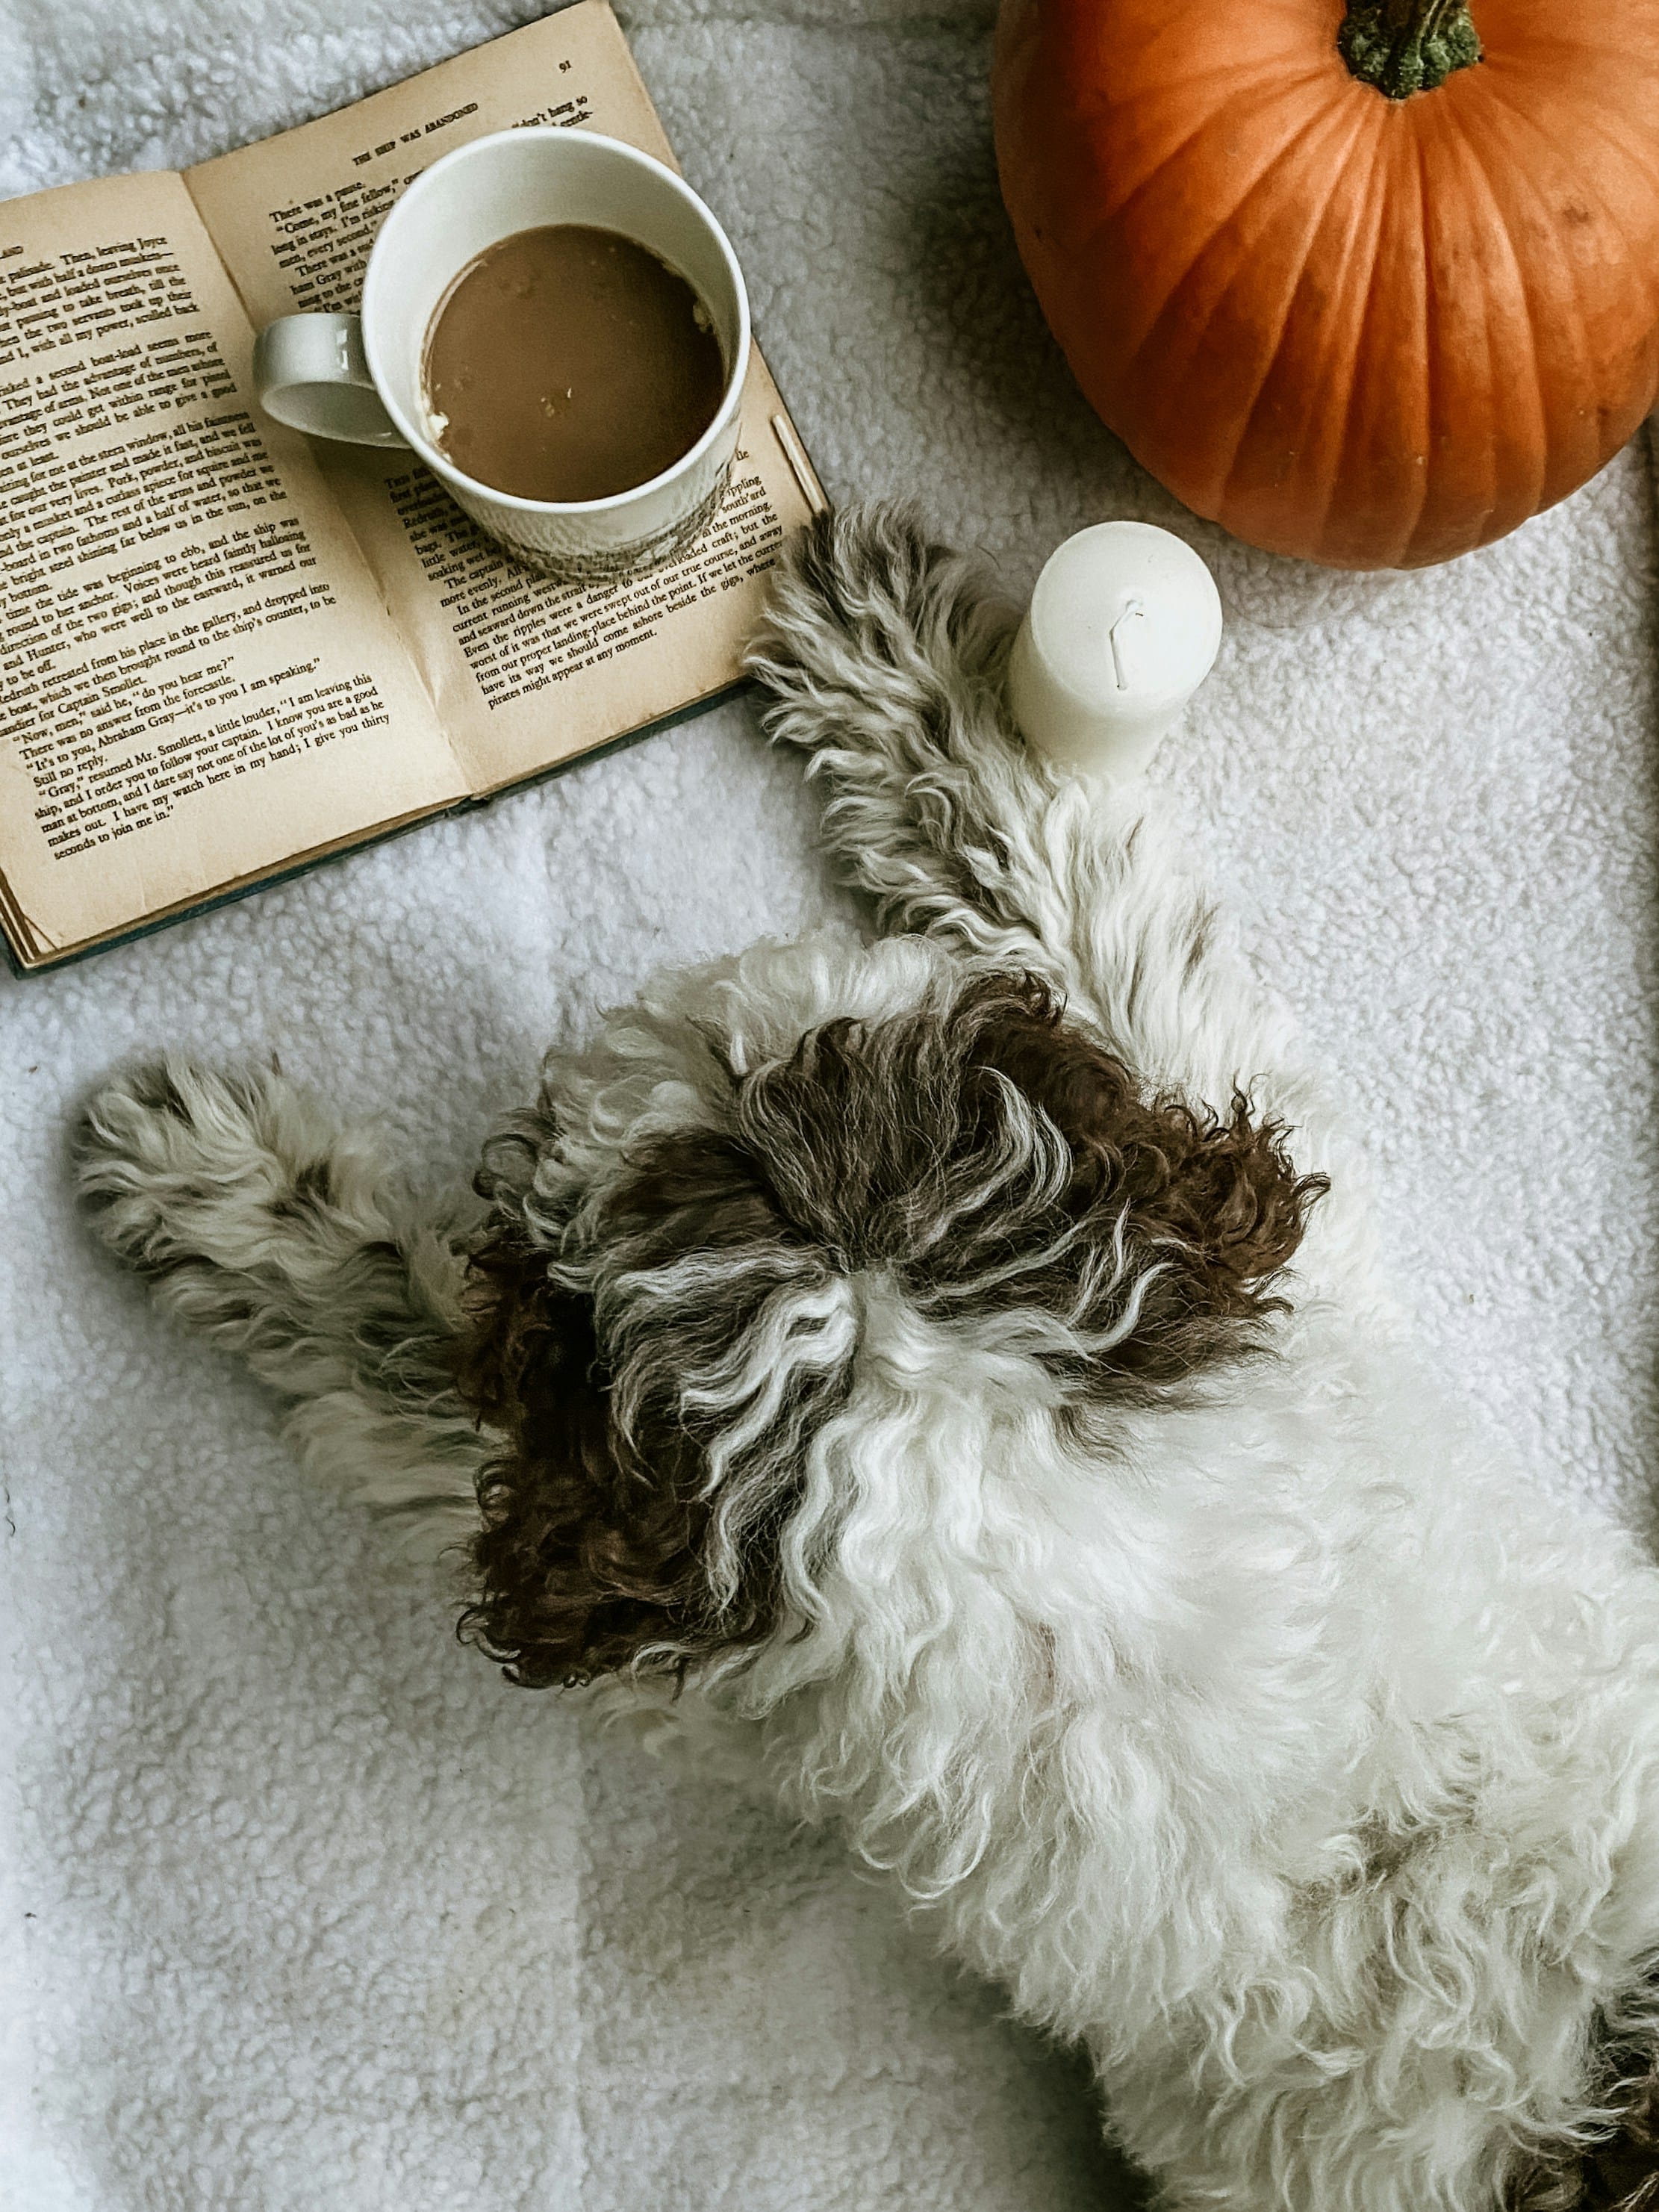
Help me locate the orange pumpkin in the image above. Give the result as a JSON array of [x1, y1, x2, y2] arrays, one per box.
[[992, 0, 1659, 568]]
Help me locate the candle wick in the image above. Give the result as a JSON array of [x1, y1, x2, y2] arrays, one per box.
[[1109, 598, 1145, 692]]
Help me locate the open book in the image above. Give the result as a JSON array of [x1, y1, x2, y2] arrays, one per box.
[[0, 1, 824, 972]]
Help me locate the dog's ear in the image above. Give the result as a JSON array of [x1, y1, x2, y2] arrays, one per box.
[[453, 1213, 712, 1688], [957, 977, 1327, 1388], [451, 1126, 847, 1688]]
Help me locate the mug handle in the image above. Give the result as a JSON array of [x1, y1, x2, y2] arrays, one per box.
[[252, 313, 409, 448]]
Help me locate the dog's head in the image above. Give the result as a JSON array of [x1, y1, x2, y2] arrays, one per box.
[[454, 945, 1325, 1692]]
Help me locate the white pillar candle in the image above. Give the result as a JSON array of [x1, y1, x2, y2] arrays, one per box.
[[1006, 521, 1224, 780]]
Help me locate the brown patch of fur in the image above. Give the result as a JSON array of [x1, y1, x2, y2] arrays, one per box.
[[906, 975, 1324, 1386], [455, 1217, 706, 1688], [1583, 2076, 1659, 2212], [454, 1139, 844, 1690], [455, 971, 1326, 1689], [1510, 2042, 1659, 2212]]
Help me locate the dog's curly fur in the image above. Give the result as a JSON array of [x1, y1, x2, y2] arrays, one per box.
[[77, 506, 1659, 2212]]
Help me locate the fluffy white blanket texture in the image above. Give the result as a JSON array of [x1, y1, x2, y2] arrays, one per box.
[[2, 2, 1658, 2208]]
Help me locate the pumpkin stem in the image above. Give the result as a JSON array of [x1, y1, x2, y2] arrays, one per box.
[[1339, 0, 1481, 98]]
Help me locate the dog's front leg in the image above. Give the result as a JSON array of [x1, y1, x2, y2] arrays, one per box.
[[77, 1060, 485, 1563]]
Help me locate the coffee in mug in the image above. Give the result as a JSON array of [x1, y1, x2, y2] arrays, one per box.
[[422, 224, 727, 504], [251, 129, 752, 580]]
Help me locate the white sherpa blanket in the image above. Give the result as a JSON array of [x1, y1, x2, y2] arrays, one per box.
[[2, 3, 1657, 2206]]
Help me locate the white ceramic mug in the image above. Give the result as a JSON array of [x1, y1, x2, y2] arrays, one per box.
[[252, 128, 751, 581]]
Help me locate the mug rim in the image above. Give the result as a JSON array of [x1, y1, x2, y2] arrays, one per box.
[[360, 125, 753, 518]]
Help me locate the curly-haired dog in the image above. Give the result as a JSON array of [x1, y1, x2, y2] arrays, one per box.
[[78, 506, 1659, 2212]]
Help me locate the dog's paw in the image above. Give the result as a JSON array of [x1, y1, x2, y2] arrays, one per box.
[[76, 1060, 337, 1281]]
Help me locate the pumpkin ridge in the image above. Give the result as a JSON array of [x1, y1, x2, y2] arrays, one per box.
[[1448, 89, 1604, 512], [1112, 87, 1387, 534], [1481, 72, 1659, 462], [1090, 62, 1343, 236], [1210, 93, 1394, 527], [1487, 78, 1659, 323], [1439, 17, 1659, 270], [1470, 6, 1659, 89], [1245, 96, 1398, 555], [1119, 90, 1376, 403], [1082, 22, 1316, 116], [1289, 119, 1427, 568], [1407, 116, 1500, 558], [1406, 131, 1444, 563], [1438, 97, 1548, 541]]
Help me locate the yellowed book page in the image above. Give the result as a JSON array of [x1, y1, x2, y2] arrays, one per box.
[[0, 169, 466, 963], [184, 1, 824, 798], [0, 802, 446, 972]]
